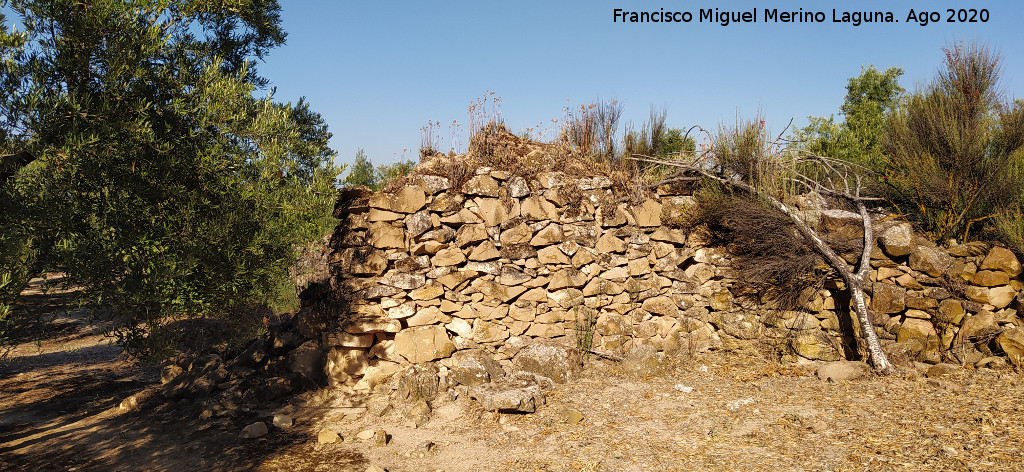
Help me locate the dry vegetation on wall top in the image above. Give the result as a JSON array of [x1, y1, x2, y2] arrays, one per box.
[[386, 123, 654, 203]]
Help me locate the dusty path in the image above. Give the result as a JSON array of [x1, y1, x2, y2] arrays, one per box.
[[0, 279, 363, 471], [3, 280, 1024, 471]]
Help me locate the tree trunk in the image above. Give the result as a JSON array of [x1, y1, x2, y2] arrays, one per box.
[[706, 178, 895, 372]]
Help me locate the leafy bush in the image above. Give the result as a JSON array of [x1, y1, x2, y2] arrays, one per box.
[[792, 66, 904, 169], [882, 43, 1024, 244], [0, 1, 342, 358]]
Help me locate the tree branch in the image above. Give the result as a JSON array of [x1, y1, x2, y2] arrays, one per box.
[[1, 150, 36, 184]]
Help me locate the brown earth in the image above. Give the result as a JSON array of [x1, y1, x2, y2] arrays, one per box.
[[3, 279, 1024, 472]]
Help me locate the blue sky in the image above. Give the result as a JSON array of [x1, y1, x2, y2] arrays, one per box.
[[259, 1, 1024, 169]]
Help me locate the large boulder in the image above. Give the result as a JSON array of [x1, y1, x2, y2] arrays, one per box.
[[878, 223, 913, 258], [393, 325, 456, 363], [908, 242, 953, 277], [511, 339, 581, 383], [448, 349, 505, 386], [287, 340, 325, 382]]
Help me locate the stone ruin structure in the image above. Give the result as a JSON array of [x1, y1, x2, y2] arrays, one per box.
[[153, 135, 1024, 416], [278, 159, 1024, 408]]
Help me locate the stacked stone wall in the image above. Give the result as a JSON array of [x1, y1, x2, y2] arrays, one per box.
[[299, 168, 1024, 390]]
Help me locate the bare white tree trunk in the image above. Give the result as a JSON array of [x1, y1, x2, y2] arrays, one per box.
[[755, 187, 893, 373]]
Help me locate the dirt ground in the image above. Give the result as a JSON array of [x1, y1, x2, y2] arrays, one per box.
[[3, 279, 1024, 472]]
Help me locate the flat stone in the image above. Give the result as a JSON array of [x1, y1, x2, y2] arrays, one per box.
[[345, 318, 402, 334], [431, 246, 467, 267], [462, 175, 500, 196], [537, 245, 570, 265], [475, 197, 509, 227], [419, 175, 450, 194], [455, 224, 488, 247], [642, 296, 679, 317], [595, 233, 625, 253], [634, 199, 662, 227], [817, 361, 871, 381], [500, 223, 533, 245], [393, 326, 456, 363], [530, 223, 565, 246], [548, 288, 584, 308], [469, 378, 545, 413], [369, 223, 405, 249], [871, 282, 906, 314], [318, 429, 341, 445], [380, 271, 426, 290], [521, 196, 559, 220], [972, 270, 1010, 287], [650, 227, 686, 245], [980, 246, 1023, 276]]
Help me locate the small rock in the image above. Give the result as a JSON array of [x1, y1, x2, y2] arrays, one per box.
[[673, 384, 694, 393], [160, 364, 183, 384], [374, 429, 388, 447], [366, 465, 388, 472], [356, 429, 376, 440], [272, 414, 293, 429], [816, 361, 871, 382], [976, 356, 1008, 370], [408, 399, 432, 427], [119, 395, 140, 412], [925, 363, 960, 378], [555, 407, 584, 424], [416, 441, 434, 454], [240, 421, 268, 439], [317, 429, 341, 445]]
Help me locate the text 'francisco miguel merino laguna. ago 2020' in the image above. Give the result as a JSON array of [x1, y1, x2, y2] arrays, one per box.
[[612, 8, 990, 27]]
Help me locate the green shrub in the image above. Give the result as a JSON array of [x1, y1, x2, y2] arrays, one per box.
[[882, 42, 1024, 243]]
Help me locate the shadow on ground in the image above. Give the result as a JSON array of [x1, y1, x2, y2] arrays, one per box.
[[0, 283, 367, 472]]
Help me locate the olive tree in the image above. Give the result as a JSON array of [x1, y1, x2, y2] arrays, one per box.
[[0, 0, 342, 356]]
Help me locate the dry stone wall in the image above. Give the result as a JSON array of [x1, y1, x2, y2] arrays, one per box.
[[298, 167, 1024, 392]]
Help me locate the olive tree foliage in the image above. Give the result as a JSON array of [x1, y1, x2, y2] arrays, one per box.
[[634, 118, 895, 373], [0, 1, 343, 356]]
